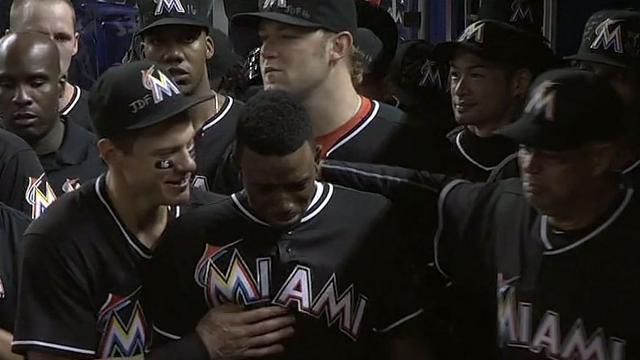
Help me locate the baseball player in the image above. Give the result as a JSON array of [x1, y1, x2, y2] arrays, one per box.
[[146, 90, 427, 359], [9, 0, 92, 131], [10, 61, 236, 359], [137, 0, 244, 192], [434, 19, 556, 182], [0, 128, 51, 218], [0, 202, 30, 359], [230, 0, 443, 171], [321, 69, 638, 359], [0, 32, 105, 196], [566, 9, 640, 186]]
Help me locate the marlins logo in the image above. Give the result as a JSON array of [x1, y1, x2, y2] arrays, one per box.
[[419, 60, 447, 90], [26, 174, 56, 219], [62, 178, 81, 193], [97, 288, 149, 358], [591, 18, 625, 54], [525, 81, 559, 122], [510, 0, 534, 24], [141, 65, 181, 104], [459, 21, 486, 44], [154, 0, 185, 16]]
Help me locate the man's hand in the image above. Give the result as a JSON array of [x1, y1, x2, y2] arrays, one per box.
[[196, 305, 295, 359]]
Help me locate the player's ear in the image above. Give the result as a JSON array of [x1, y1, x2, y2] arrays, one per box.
[[589, 141, 622, 175], [510, 68, 533, 100], [58, 75, 66, 99], [328, 31, 353, 64], [205, 33, 215, 60], [97, 138, 120, 167], [72, 32, 79, 57]]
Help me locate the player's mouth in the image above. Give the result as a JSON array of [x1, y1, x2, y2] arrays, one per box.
[[269, 211, 302, 229], [167, 67, 190, 83], [165, 175, 191, 189], [453, 101, 476, 113], [11, 112, 38, 126]]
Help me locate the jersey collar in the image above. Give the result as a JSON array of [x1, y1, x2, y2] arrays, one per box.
[[60, 85, 81, 116], [540, 186, 634, 255], [95, 174, 181, 259], [230, 181, 334, 228]]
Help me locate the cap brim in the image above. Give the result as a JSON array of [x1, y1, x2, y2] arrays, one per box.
[[231, 11, 323, 30], [564, 52, 633, 70], [126, 93, 215, 133], [137, 18, 209, 35]]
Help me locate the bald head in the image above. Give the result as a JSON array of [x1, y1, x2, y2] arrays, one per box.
[[9, 0, 78, 76], [0, 32, 64, 146]]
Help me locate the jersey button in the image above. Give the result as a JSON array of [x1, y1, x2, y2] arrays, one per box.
[[287, 231, 293, 235], [286, 247, 293, 255]]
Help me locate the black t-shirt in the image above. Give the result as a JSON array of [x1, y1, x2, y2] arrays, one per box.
[[321, 161, 640, 359], [61, 85, 92, 132], [445, 126, 519, 182], [147, 183, 423, 360], [192, 96, 243, 192], [0, 129, 52, 218], [623, 158, 639, 187], [12, 175, 225, 358], [38, 120, 106, 196], [0, 202, 30, 331]]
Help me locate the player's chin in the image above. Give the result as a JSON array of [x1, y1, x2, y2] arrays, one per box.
[[161, 183, 191, 205], [266, 213, 303, 231]]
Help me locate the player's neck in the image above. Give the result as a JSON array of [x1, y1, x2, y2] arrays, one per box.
[[59, 81, 75, 110], [547, 180, 623, 232], [105, 172, 169, 249], [304, 72, 361, 138], [188, 78, 218, 131], [32, 119, 65, 155]]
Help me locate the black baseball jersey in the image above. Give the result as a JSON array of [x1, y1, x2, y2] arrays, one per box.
[[321, 161, 640, 359], [212, 97, 445, 194], [445, 126, 519, 182], [147, 182, 423, 359], [0, 202, 30, 331], [192, 96, 244, 192], [0, 129, 53, 218], [38, 120, 106, 196], [61, 85, 93, 132], [12, 174, 225, 358]]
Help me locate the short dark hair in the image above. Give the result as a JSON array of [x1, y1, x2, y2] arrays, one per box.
[[235, 90, 313, 157]]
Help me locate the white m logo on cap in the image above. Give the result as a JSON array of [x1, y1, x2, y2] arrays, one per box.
[[141, 66, 181, 104], [419, 61, 446, 90], [459, 22, 486, 44], [154, 0, 186, 15], [510, 0, 534, 23], [525, 81, 559, 122], [262, 0, 287, 9], [590, 18, 625, 54]]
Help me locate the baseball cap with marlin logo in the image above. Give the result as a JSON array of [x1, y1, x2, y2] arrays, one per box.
[[89, 61, 214, 139], [136, 0, 212, 34], [231, 0, 358, 36], [565, 9, 640, 70]]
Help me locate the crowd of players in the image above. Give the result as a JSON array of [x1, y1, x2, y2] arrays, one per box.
[[0, 0, 639, 359]]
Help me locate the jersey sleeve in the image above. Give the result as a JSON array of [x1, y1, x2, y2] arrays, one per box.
[[12, 233, 100, 358], [145, 215, 210, 346], [0, 148, 48, 218]]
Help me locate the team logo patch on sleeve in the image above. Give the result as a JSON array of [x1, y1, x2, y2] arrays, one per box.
[[96, 288, 149, 358], [26, 174, 56, 219]]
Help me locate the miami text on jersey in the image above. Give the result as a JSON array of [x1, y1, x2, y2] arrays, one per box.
[[498, 283, 626, 360], [195, 241, 369, 341], [96, 288, 148, 358]]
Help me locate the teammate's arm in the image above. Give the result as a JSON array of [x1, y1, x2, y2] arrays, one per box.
[[0, 329, 21, 360]]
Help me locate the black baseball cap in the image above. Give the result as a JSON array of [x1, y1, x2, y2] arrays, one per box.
[[231, 0, 357, 36], [137, 0, 211, 35], [434, 19, 555, 71], [565, 9, 640, 70], [498, 68, 626, 150], [355, 28, 383, 74], [478, 0, 544, 36], [89, 61, 214, 139]]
